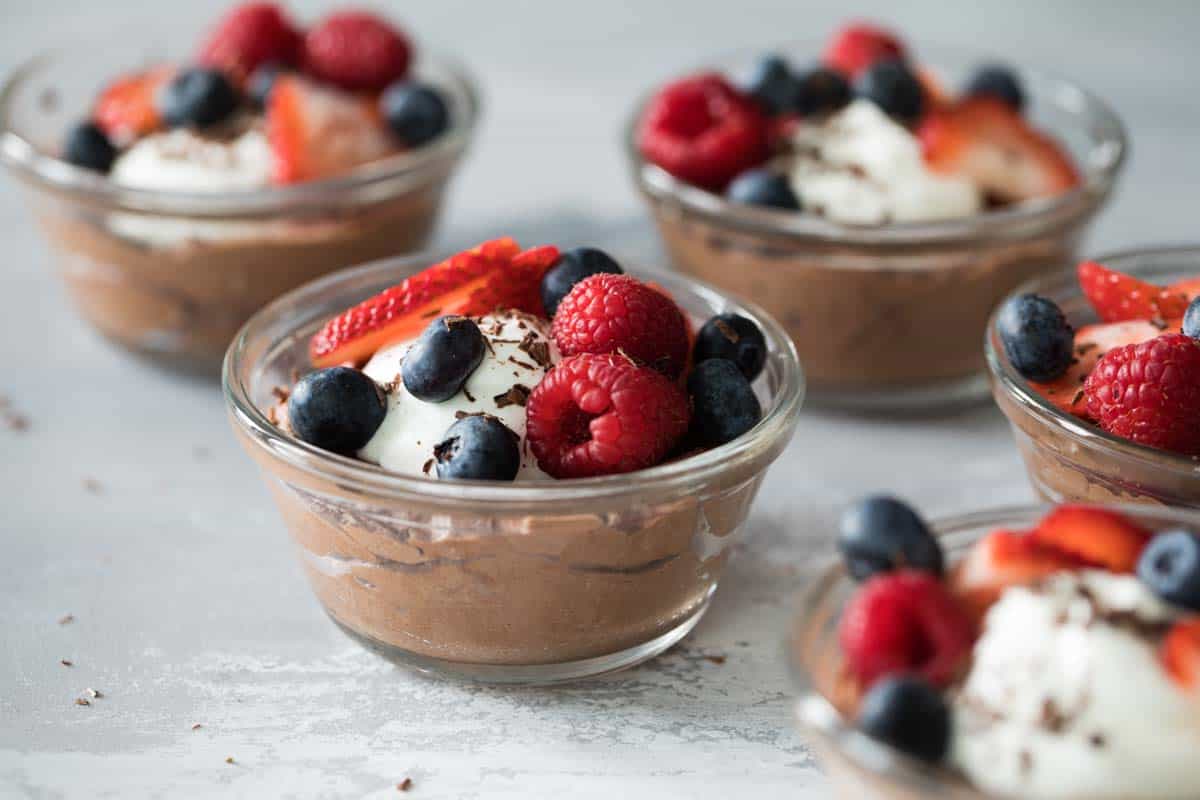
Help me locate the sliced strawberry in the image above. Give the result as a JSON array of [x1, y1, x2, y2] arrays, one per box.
[[918, 97, 1080, 202], [1030, 505, 1152, 573], [92, 66, 175, 143], [1077, 260, 1189, 324], [1162, 618, 1200, 690], [266, 75, 398, 184], [1168, 277, 1200, 302], [950, 529, 1079, 621], [309, 240, 558, 368]]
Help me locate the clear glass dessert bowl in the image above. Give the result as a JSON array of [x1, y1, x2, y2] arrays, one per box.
[[0, 43, 479, 375], [223, 250, 804, 684], [624, 44, 1126, 411], [789, 503, 1200, 799], [986, 245, 1200, 509]]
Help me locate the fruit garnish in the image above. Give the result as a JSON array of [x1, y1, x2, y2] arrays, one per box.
[[303, 11, 411, 92], [950, 529, 1079, 621], [197, 2, 303, 80], [963, 65, 1024, 112], [1161, 618, 1200, 690], [287, 366, 386, 455], [434, 415, 522, 482], [837, 496, 943, 582], [856, 676, 950, 764], [1138, 530, 1200, 612], [686, 359, 762, 447], [1077, 260, 1190, 324], [822, 23, 906, 79], [1030, 505, 1152, 573], [995, 294, 1074, 383], [855, 60, 925, 125], [92, 66, 175, 143]]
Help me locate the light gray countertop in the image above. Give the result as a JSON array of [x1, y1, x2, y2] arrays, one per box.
[[3, 1, 1200, 797]]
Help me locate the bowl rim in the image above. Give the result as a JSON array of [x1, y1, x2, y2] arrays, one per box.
[[622, 41, 1127, 246], [222, 248, 806, 506]]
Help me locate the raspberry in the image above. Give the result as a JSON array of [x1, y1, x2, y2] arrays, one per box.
[[197, 2, 304, 79], [551, 274, 690, 379], [839, 570, 975, 690], [526, 354, 689, 478], [1084, 333, 1200, 455], [823, 23, 906, 78], [303, 11, 411, 92], [637, 73, 769, 190]]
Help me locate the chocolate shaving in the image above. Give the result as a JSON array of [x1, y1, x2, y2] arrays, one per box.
[[1039, 699, 1068, 732], [75, 698, 90, 707], [1088, 732, 1106, 748], [60, 659, 72, 667], [398, 778, 413, 792], [4, 412, 29, 432], [494, 384, 531, 408], [58, 614, 74, 625], [462, 387, 476, 403], [518, 332, 552, 367], [271, 386, 290, 403], [703, 654, 726, 665], [422, 458, 434, 475], [508, 356, 537, 371], [191, 723, 203, 731]]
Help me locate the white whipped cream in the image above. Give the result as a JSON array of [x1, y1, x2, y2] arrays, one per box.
[[110, 123, 273, 192], [789, 99, 981, 225], [952, 571, 1200, 799], [359, 312, 560, 480]]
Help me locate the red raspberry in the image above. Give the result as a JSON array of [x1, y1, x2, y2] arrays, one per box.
[[839, 570, 975, 690], [1084, 333, 1200, 455], [551, 274, 691, 379], [526, 354, 690, 478], [637, 73, 769, 191], [823, 23, 906, 78], [303, 11, 411, 92], [197, 2, 304, 79]]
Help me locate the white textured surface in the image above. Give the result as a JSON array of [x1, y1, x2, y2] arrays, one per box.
[[3, 1, 1200, 798]]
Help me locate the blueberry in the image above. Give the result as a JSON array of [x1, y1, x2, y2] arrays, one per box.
[[856, 60, 925, 124], [287, 367, 386, 455], [540, 247, 624, 318], [158, 68, 240, 128], [247, 63, 284, 111], [838, 496, 943, 581], [686, 359, 762, 447], [857, 676, 951, 764], [743, 54, 798, 115], [726, 168, 801, 210], [402, 315, 486, 402], [434, 415, 521, 481], [1137, 530, 1200, 611], [1183, 297, 1200, 340], [380, 82, 449, 147], [63, 121, 116, 173], [694, 313, 767, 381], [964, 64, 1025, 112], [996, 293, 1075, 382], [792, 66, 852, 117]]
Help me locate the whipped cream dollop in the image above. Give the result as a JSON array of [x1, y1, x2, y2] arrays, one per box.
[[952, 571, 1200, 799], [788, 99, 981, 225], [110, 121, 273, 192], [359, 311, 559, 479]]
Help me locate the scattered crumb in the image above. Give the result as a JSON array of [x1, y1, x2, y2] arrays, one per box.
[[83, 477, 103, 494], [75, 698, 90, 707], [60, 659, 73, 667], [225, 757, 235, 765], [85, 688, 103, 699], [703, 654, 727, 665], [271, 386, 290, 403], [397, 778, 413, 791], [462, 387, 476, 403], [58, 614, 74, 625], [3, 412, 29, 432], [422, 458, 434, 476], [191, 723, 203, 731]]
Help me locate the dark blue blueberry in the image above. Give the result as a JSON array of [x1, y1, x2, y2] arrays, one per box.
[[380, 82, 449, 147], [434, 415, 521, 481], [792, 66, 852, 117], [693, 313, 767, 381], [964, 64, 1025, 112], [1183, 297, 1200, 340], [401, 315, 486, 402], [540, 247, 624, 318], [838, 496, 943, 581], [1137, 530, 1200, 611], [287, 367, 386, 455], [247, 63, 284, 111], [158, 68, 240, 128], [743, 54, 799, 115], [857, 676, 950, 764], [63, 121, 116, 173], [855, 60, 925, 124], [996, 293, 1075, 382], [726, 168, 801, 210], [686, 359, 762, 447]]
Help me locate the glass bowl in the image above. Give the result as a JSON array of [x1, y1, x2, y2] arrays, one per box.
[[986, 245, 1200, 508], [223, 250, 805, 684], [625, 44, 1126, 411]]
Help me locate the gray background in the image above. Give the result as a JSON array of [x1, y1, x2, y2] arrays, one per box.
[[3, 1, 1199, 797]]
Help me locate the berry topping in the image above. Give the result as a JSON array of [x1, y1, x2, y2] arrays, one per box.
[[685, 359, 762, 447], [303, 11, 411, 92], [1138, 530, 1200, 611], [158, 68, 241, 129], [540, 248, 624, 318], [950, 528, 1080, 621], [856, 676, 950, 764], [637, 73, 769, 191], [693, 313, 767, 381], [838, 570, 974, 690], [379, 82, 450, 147], [725, 168, 801, 210], [1084, 333, 1200, 455], [996, 293, 1075, 382], [742, 54, 798, 115], [92, 66, 174, 142], [526, 353, 689, 478], [1031, 505, 1152, 572], [1162, 619, 1200, 689], [63, 122, 116, 173], [823, 23, 906, 79], [1077, 260, 1190, 324], [247, 63, 285, 110], [433, 415, 521, 482], [401, 316, 486, 402], [964, 64, 1025, 113], [792, 66, 852, 117], [855, 60, 925, 125], [551, 273, 690, 378], [1185, 298, 1200, 340], [197, 2, 303, 79], [287, 366, 386, 455], [838, 496, 943, 581]]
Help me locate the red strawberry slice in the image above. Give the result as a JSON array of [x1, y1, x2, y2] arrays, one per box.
[[918, 97, 1080, 202], [309, 240, 557, 368], [267, 75, 398, 184], [1077, 260, 1190, 324], [1030, 505, 1151, 573], [950, 529, 1080, 621], [1162, 618, 1200, 690], [1168, 277, 1200, 301], [93, 66, 175, 143]]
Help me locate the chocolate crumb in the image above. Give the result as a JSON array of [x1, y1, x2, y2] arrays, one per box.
[[398, 778, 413, 791], [422, 458, 434, 475], [508, 356, 537, 371], [1019, 749, 1033, 775], [225, 757, 235, 765], [83, 478, 102, 494], [462, 387, 476, 403], [518, 332, 552, 367], [1088, 732, 1106, 748], [191, 723, 203, 731], [454, 410, 469, 419], [4, 412, 29, 432], [703, 654, 727, 665], [60, 659, 72, 667], [1072, 390, 1084, 406], [271, 386, 290, 403], [714, 319, 739, 344], [75, 697, 90, 707], [1039, 699, 1067, 732], [85, 688, 102, 699], [58, 614, 74, 625], [494, 384, 531, 408]]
